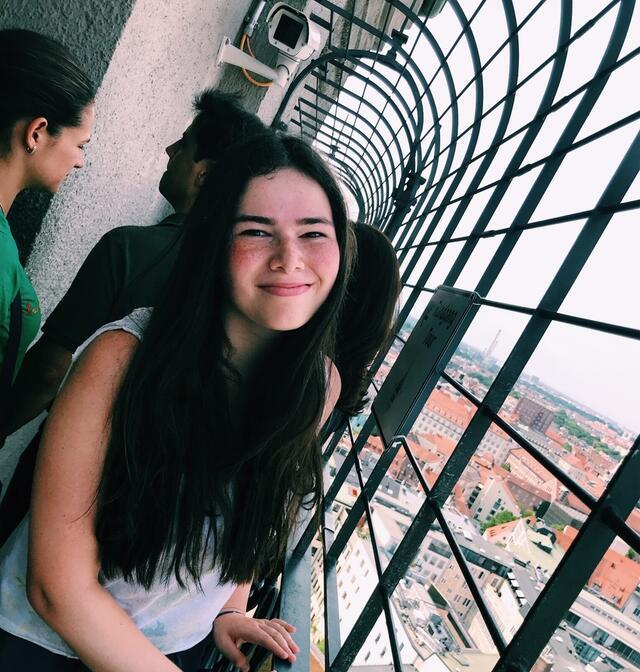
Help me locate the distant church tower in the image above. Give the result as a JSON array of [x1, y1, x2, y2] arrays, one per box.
[[484, 329, 501, 360]]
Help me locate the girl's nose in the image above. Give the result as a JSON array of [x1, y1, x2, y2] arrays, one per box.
[[269, 238, 304, 272]]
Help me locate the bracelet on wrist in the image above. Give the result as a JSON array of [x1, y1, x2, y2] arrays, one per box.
[[215, 608, 246, 620]]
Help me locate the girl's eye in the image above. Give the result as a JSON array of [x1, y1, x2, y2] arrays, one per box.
[[238, 229, 270, 237], [301, 231, 326, 239]]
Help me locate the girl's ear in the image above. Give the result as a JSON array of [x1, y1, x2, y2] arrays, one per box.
[[23, 117, 49, 153]]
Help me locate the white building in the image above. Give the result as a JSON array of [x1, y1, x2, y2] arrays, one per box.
[[564, 589, 640, 670], [309, 506, 417, 668], [468, 477, 521, 526]]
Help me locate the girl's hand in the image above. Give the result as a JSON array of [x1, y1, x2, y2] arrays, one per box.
[[213, 613, 299, 672]]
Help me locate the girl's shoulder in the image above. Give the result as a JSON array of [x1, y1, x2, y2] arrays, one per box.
[[322, 356, 342, 426], [100, 307, 153, 341], [73, 308, 152, 361]]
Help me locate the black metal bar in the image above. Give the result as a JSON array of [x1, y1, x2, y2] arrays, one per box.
[[396, 199, 640, 253], [395, 0, 522, 313], [295, 91, 397, 214], [441, 370, 600, 511], [349, 424, 404, 671], [388, 0, 487, 249], [322, 509, 342, 667], [397, 435, 508, 651], [398, 0, 626, 210], [474, 1, 633, 299], [290, 113, 380, 212], [328, 482, 439, 671]]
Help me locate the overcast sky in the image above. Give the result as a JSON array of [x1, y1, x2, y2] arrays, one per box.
[[319, 0, 640, 432]]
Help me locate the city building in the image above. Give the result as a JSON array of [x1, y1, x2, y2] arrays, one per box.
[[506, 449, 560, 499], [515, 398, 556, 434], [556, 526, 640, 612], [467, 476, 521, 526], [564, 589, 640, 669]]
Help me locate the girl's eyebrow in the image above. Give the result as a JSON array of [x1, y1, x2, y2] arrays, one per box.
[[299, 217, 333, 225], [235, 215, 272, 224], [234, 215, 334, 225]]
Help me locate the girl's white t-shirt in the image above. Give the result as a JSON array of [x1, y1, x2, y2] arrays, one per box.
[[0, 308, 235, 657]]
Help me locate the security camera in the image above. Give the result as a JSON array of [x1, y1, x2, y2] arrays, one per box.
[[267, 3, 321, 62], [216, 3, 322, 87]]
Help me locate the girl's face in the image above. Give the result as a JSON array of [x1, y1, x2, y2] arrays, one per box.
[[228, 167, 340, 337], [27, 103, 95, 192]]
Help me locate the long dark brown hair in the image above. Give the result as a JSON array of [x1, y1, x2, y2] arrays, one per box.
[[95, 133, 352, 587], [336, 223, 400, 416]]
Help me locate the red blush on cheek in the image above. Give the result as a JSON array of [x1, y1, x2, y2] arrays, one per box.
[[229, 240, 266, 275]]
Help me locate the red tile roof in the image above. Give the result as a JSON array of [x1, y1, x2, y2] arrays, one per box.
[[425, 388, 475, 428], [424, 432, 458, 457], [628, 508, 640, 534], [557, 526, 640, 608]]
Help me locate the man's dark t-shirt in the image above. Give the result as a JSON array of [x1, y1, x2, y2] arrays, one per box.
[[0, 215, 183, 547], [43, 215, 183, 352]]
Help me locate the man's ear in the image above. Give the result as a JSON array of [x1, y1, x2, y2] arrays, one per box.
[[24, 117, 49, 152], [195, 159, 210, 187], [196, 169, 208, 187]]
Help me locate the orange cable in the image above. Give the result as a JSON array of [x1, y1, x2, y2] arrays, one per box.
[[240, 33, 273, 88]]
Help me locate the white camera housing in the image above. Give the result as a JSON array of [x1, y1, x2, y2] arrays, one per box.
[[267, 3, 321, 62], [216, 3, 322, 87]]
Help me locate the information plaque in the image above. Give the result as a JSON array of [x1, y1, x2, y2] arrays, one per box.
[[373, 286, 477, 446]]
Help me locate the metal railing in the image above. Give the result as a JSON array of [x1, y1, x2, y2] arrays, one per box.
[[270, 1, 640, 670]]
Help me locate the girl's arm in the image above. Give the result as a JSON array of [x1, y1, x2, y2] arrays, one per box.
[[26, 330, 181, 672]]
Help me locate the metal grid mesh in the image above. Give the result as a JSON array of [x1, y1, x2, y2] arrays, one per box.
[[272, 1, 640, 670]]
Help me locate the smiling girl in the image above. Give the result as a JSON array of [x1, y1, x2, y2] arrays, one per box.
[[0, 132, 351, 671]]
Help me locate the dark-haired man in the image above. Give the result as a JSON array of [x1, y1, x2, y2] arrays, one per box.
[[1, 89, 267, 539]]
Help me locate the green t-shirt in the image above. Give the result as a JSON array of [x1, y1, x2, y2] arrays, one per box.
[[43, 215, 183, 353], [0, 210, 41, 379]]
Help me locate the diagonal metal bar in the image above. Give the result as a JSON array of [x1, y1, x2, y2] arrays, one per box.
[[492, 438, 640, 672]]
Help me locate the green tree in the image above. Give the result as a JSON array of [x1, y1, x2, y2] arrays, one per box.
[[468, 371, 493, 387], [480, 510, 518, 533]]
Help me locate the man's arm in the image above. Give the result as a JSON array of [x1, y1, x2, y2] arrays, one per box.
[[7, 230, 124, 434], [5, 336, 71, 434]]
